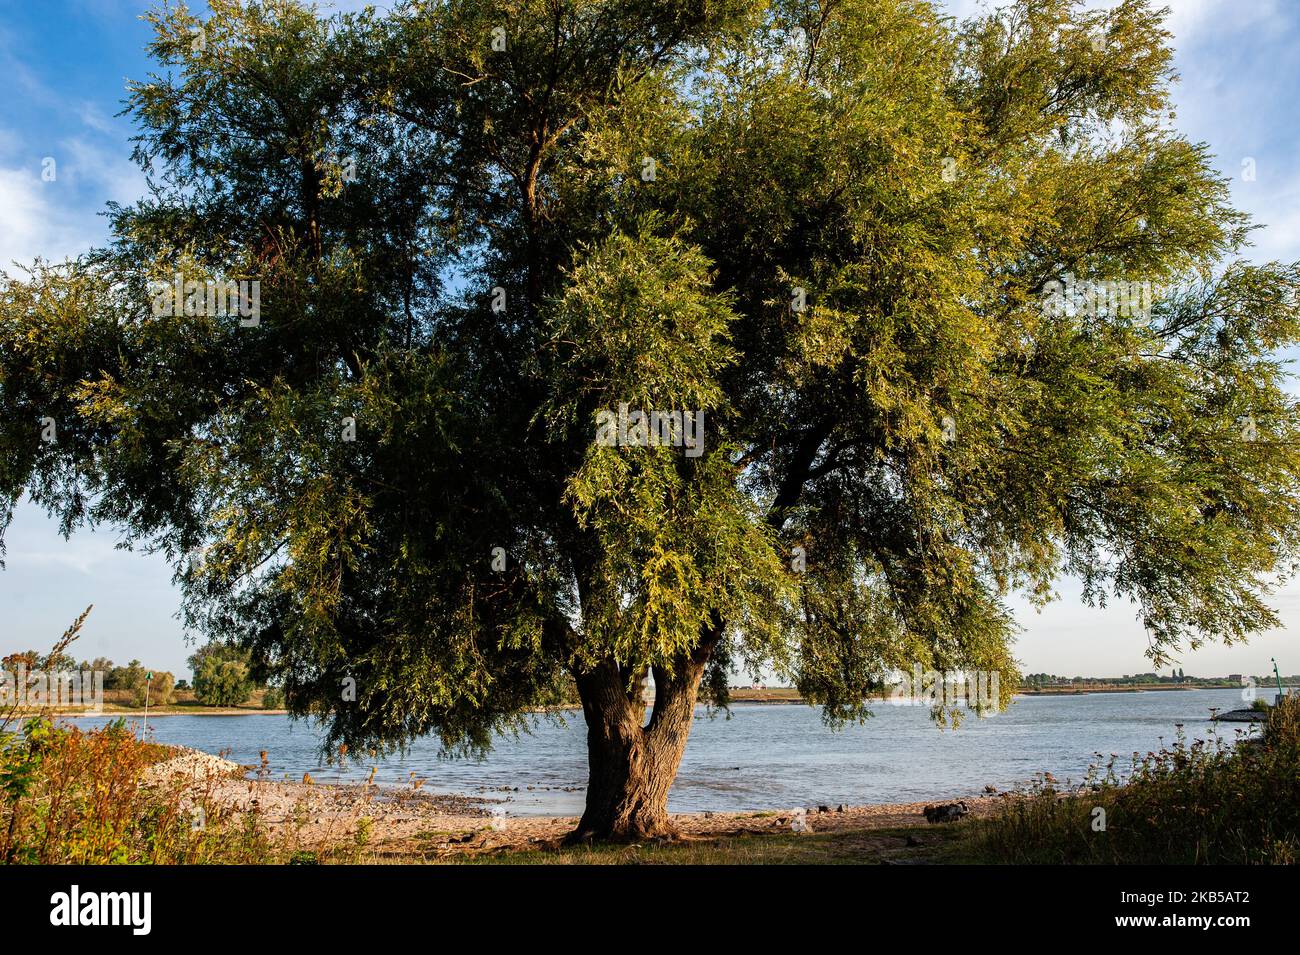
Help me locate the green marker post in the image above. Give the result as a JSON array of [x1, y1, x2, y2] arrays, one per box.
[[143, 671, 153, 740]]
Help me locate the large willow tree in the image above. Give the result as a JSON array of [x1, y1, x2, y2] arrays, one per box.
[[3, 0, 1300, 839]]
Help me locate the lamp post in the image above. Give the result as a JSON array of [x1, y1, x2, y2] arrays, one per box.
[[1272, 658, 1284, 702]]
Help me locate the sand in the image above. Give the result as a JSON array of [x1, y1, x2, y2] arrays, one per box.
[[148, 747, 998, 859]]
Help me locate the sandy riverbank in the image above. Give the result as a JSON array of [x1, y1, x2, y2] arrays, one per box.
[[146, 749, 998, 860]]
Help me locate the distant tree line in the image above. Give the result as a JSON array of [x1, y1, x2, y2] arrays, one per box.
[[1021, 671, 1297, 686], [0, 641, 285, 708], [0, 651, 175, 706]]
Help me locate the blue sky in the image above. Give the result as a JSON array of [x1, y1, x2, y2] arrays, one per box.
[[0, 0, 1298, 679]]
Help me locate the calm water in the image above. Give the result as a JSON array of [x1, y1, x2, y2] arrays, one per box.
[[69, 688, 1272, 816]]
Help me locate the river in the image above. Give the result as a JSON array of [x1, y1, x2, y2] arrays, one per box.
[[69, 687, 1271, 815]]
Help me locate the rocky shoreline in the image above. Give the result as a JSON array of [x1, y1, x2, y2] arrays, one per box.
[[1212, 707, 1267, 722]]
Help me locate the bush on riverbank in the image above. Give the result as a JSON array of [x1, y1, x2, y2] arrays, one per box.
[[0, 611, 279, 863], [974, 695, 1300, 864], [0, 716, 277, 864]]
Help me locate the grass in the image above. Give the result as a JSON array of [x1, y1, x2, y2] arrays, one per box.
[[38, 686, 286, 715], [423, 823, 974, 865]]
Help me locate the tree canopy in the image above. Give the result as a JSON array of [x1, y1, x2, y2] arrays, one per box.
[[188, 643, 255, 707], [3, 0, 1299, 837]]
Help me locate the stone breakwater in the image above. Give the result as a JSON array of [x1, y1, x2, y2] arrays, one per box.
[[142, 748, 244, 786]]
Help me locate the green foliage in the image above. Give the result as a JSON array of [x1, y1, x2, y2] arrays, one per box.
[[1, 0, 1299, 773], [188, 644, 255, 707], [106, 660, 143, 693], [131, 671, 176, 707], [0, 718, 55, 811], [975, 695, 1300, 863], [0, 611, 275, 864], [0, 718, 276, 864], [547, 223, 791, 678]]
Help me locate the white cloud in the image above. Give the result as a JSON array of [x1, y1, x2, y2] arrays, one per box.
[[76, 101, 118, 136], [20, 539, 125, 576], [61, 135, 147, 204], [0, 129, 146, 271], [939, 0, 991, 20], [1164, 0, 1284, 48], [0, 164, 97, 269], [1242, 185, 1300, 264]]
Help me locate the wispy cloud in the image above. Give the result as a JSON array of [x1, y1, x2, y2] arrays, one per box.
[[61, 135, 147, 203], [20, 541, 124, 576], [0, 131, 147, 269], [76, 101, 119, 136], [1164, 0, 1285, 49], [0, 164, 98, 268]]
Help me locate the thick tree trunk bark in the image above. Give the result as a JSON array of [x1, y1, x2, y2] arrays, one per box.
[[569, 656, 705, 842]]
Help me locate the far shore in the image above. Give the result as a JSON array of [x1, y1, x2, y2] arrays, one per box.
[[28, 680, 1275, 718], [39, 706, 292, 717]]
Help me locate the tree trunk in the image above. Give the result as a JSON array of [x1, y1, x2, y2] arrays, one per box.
[[569, 657, 705, 842]]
